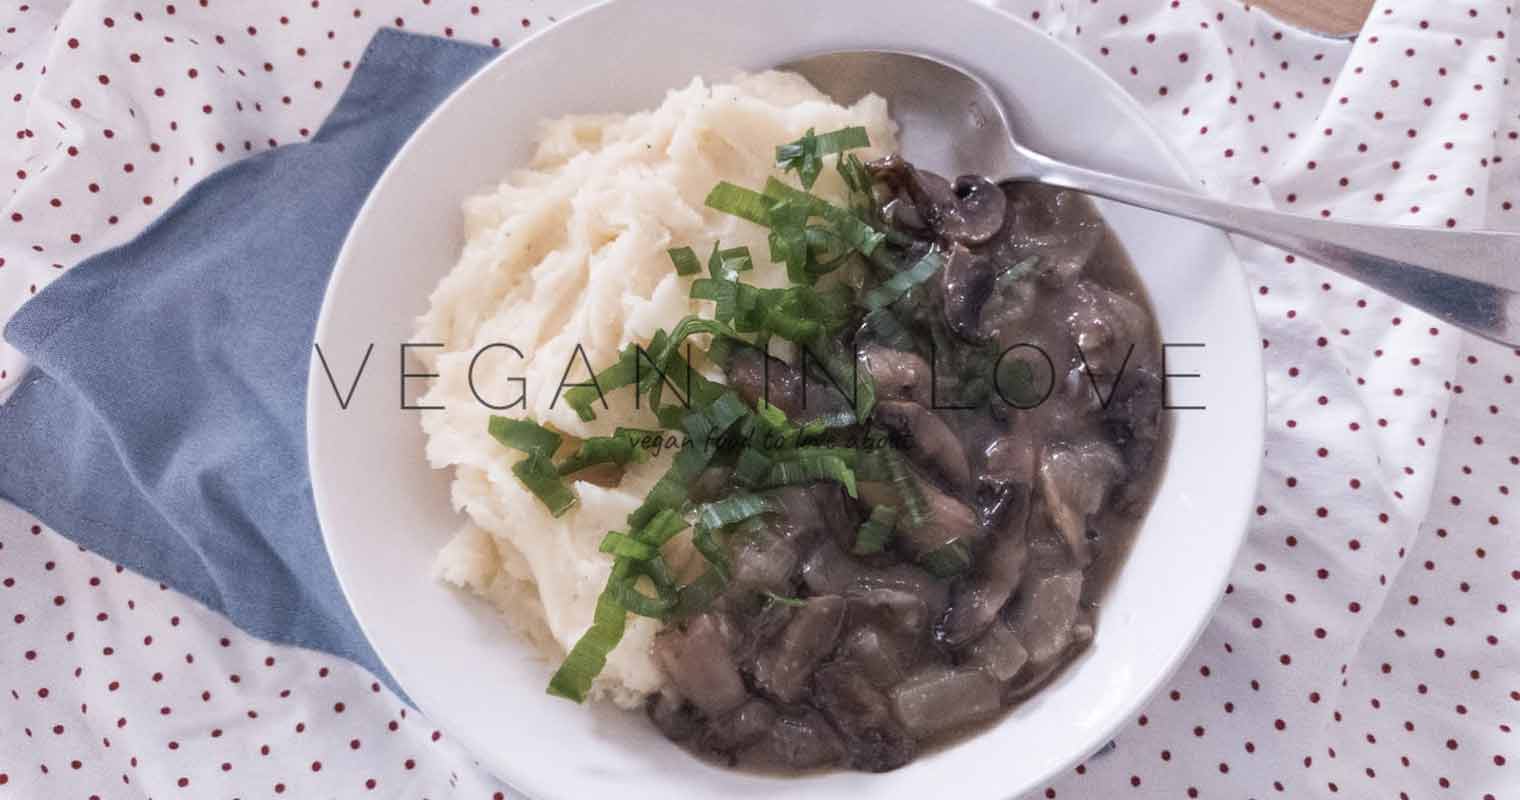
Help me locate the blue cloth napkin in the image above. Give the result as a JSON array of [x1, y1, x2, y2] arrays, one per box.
[[0, 29, 496, 696]]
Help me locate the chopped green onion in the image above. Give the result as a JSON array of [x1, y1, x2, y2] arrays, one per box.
[[488, 416, 563, 458], [511, 452, 577, 517], [546, 563, 630, 702], [638, 508, 690, 549], [668, 246, 702, 276], [862, 248, 946, 310], [839, 152, 874, 197], [627, 444, 711, 531], [754, 397, 789, 428], [563, 344, 639, 422], [708, 244, 753, 280], [704, 181, 775, 225], [692, 524, 730, 581], [800, 337, 875, 422], [766, 198, 813, 284], [776, 126, 871, 190], [610, 572, 676, 618], [763, 178, 885, 257], [733, 447, 775, 488], [689, 277, 740, 323], [639, 556, 678, 594], [998, 255, 1040, 286], [692, 493, 780, 531], [774, 446, 860, 468], [804, 226, 852, 274], [627, 392, 748, 531], [557, 434, 648, 477], [598, 531, 656, 561], [763, 591, 808, 608], [875, 446, 930, 527], [764, 453, 857, 497], [700, 392, 751, 441], [852, 505, 899, 555], [920, 539, 973, 578]]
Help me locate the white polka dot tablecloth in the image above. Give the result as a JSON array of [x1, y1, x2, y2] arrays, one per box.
[[0, 0, 1516, 797]]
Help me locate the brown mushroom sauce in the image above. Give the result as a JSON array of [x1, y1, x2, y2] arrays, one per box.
[[647, 157, 1170, 773]]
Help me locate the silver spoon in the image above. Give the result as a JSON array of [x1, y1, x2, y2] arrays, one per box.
[[783, 50, 1520, 347]]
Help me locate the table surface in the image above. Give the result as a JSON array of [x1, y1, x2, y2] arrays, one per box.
[[1254, 0, 1373, 36]]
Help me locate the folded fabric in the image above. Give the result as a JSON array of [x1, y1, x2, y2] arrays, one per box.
[[0, 29, 497, 695]]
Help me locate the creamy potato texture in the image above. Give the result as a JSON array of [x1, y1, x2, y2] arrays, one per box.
[[417, 72, 895, 708]]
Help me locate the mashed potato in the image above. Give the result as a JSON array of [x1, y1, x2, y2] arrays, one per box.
[[417, 72, 896, 708]]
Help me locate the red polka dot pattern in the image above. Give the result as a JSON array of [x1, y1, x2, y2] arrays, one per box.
[[0, 1, 1515, 798]]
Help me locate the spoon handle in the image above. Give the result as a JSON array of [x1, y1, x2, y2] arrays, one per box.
[[1019, 152, 1520, 346]]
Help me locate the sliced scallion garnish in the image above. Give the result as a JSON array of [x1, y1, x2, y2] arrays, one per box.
[[692, 493, 780, 531], [775, 126, 871, 190], [708, 243, 754, 280], [920, 539, 973, 578], [510, 452, 577, 517], [852, 505, 899, 555], [862, 248, 946, 310], [764, 453, 857, 498], [546, 563, 630, 702], [487, 416, 563, 458], [704, 181, 775, 225], [557, 434, 648, 477], [598, 531, 657, 561], [762, 591, 808, 608], [668, 246, 702, 276]]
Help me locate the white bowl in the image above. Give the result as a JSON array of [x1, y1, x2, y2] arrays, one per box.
[[306, 1, 1265, 797]]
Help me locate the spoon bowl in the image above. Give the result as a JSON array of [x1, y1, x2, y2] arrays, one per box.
[[785, 49, 1520, 346]]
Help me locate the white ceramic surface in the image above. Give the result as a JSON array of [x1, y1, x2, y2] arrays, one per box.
[[306, 1, 1266, 797]]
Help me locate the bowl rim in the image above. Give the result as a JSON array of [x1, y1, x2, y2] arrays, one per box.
[[306, 2, 1266, 796]]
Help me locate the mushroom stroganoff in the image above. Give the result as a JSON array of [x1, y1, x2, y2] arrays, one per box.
[[424, 76, 1168, 774]]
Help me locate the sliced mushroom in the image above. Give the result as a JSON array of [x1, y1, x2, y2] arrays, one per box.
[[752, 595, 846, 703], [859, 345, 931, 406], [646, 688, 702, 743], [652, 613, 749, 717], [976, 432, 1040, 530], [843, 588, 929, 676], [1007, 569, 1087, 667], [983, 433, 1040, 486], [1067, 281, 1150, 378], [561, 460, 625, 487], [728, 523, 800, 595], [1005, 569, 1094, 700], [990, 183, 1105, 288], [939, 244, 999, 341], [1102, 366, 1164, 505], [845, 587, 930, 644], [858, 478, 981, 558], [724, 346, 849, 423], [938, 526, 1030, 648], [739, 707, 846, 770], [690, 465, 736, 503], [868, 156, 1007, 246], [939, 175, 1008, 245], [813, 662, 917, 772], [889, 667, 1002, 738], [800, 541, 950, 622], [834, 625, 911, 688], [700, 699, 778, 754], [963, 619, 1030, 684], [872, 401, 972, 490], [1036, 440, 1126, 566]]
